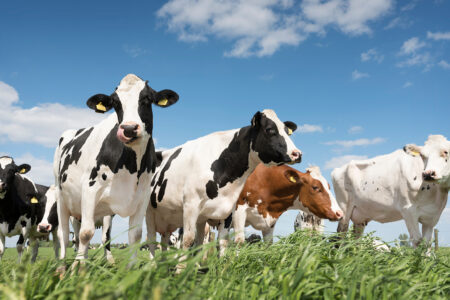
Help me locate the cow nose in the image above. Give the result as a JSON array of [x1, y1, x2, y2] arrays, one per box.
[[335, 210, 343, 220], [291, 150, 302, 163], [422, 170, 436, 181], [120, 123, 139, 138], [38, 224, 52, 233]]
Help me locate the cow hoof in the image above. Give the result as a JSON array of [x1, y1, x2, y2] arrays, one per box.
[[55, 265, 67, 279], [106, 256, 115, 264]]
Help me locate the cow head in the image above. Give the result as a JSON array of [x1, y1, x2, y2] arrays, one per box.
[[285, 166, 343, 221], [250, 109, 301, 165], [86, 74, 179, 147], [404, 135, 450, 181], [37, 186, 58, 233], [0, 156, 31, 198]]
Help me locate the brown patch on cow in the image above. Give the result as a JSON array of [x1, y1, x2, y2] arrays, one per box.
[[236, 164, 336, 222]]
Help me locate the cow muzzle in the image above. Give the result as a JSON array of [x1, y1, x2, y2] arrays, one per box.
[[37, 223, 52, 233], [423, 170, 438, 181], [117, 122, 141, 144], [288, 150, 302, 164]]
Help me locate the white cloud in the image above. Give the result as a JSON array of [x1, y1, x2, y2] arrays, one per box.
[[352, 69, 369, 80], [427, 31, 450, 41], [157, 0, 394, 58], [348, 126, 363, 134], [399, 37, 426, 55], [297, 124, 323, 133], [384, 16, 413, 30], [361, 48, 384, 63], [15, 153, 54, 186], [438, 60, 450, 69], [403, 81, 413, 88], [0, 81, 104, 148], [401, 0, 418, 12], [123, 44, 147, 58], [324, 155, 368, 170], [325, 137, 386, 149]]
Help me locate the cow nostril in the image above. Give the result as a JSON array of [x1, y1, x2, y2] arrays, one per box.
[[335, 210, 343, 219]]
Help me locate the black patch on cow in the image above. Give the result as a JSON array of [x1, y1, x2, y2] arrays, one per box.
[[20, 221, 26, 227], [89, 181, 95, 187], [138, 138, 156, 179], [138, 85, 156, 135], [102, 174, 107, 180], [62, 173, 67, 183], [150, 148, 182, 208], [17, 234, 24, 245], [75, 128, 85, 136], [59, 137, 64, 146], [414, 176, 417, 181], [105, 226, 112, 251], [224, 213, 233, 229], [59, 127, 94, 184], [206, 127, 253, 199], [89, 124, 139, 182]]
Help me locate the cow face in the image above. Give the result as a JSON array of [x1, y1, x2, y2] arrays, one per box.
[[86, 74, 179, 147], [285, 167, 343, 221], [251, 109, 301, 165], [404, 135, 450, 181], [0, 156, 31, 198], [37, 186, 58, 233]]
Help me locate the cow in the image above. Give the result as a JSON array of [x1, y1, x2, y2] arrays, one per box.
[[213, 165, 341, 255], [294, 211, 324, 232], [146, 109, 302, 260], [404, 135, 450, 190], [54, 74, 179, 263], [332, 135, 449, 248], [0, 156, 58, 262]]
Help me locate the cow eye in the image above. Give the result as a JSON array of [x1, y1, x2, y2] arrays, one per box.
[[312, 186, 319, 191], [444, 151, 449, 156], [265, 128, 276, 135]]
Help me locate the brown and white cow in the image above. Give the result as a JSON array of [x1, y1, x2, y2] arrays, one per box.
[[214, 164, 342, 254]]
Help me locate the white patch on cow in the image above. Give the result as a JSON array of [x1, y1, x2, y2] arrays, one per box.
[[257, 199, 262, 204], [307, 166, 341, 214], [0, 216, 30, 237], [0, 157, 13, 169], [38, 185, 57, 228], [246, 192, 251, 197], [420, 135, 450, 180]]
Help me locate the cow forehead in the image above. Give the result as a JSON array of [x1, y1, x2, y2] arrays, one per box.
[[0, 157, 14, 169], [262, 109, 283, 128], [423, 135, 450, 152], [308, 169, 331, 194]]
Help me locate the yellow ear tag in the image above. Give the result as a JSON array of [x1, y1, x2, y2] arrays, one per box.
[[20, 168, 26, 174], [411, 151, 420, 157], [158, 99, 168, 106], [96, 102, 107, 112], [289, 176, 297, 183], [31, 197, 38, 204], [287, 128, 293, 136]]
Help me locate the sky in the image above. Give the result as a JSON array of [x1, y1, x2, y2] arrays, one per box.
[[0, 0, 449, 247]]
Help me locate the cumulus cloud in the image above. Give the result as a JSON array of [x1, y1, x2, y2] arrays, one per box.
[[399, 37, 426, 55], [361, 48, 384, 63], [438, 60, 450, 69], [427, 31, 450, 41], [397, 37, 432, 70], [0, 81, 104, 148], [348, 126, 363, 134], [324, 154, 368, 170], [352, 70, 369, 80], [15, 153, 54, 186], [325, 137, 385, 149], [384, 16, 413, 30], [403, 81, 413, 88], [297, 124, 323, 133], [157, 0, 393, 57], [123, 44, 147, 58]]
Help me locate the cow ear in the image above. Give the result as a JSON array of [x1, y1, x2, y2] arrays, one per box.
[[284, 170, 300, 184], [403, 144, 422, 157], [284, 121, 297, 136], [17, 164, 31, 174], [86, 94, 113, 113], [153, 89, 179, 107], [251, 111, 262, 127]]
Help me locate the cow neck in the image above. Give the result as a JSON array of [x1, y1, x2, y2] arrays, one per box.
[[265, 185, 301, 218], [0, 185, 28, 219]]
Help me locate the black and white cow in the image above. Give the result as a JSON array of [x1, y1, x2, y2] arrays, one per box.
[[54, 74, 179, 262], [146, 109, 301, 257], [0, 156, 58, 262]]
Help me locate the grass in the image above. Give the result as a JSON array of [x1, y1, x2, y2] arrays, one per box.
[[0, 231, 449, 299]]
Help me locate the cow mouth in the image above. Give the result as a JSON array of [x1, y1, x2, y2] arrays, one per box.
[[117, 128, 139, 144]]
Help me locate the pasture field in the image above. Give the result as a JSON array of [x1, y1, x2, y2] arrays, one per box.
[[0, 231, 449, 299]]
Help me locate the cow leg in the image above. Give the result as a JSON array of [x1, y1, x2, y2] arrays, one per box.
[[161, 233, 169, 251], [337, 205, 354, 233], [0, 235, 5, 260], [353, 223, 366, 239], [217, 222, 229, 257], [128, 211, 144, 265], [71, 217, 81, 253], [77, 203, 96, 261], [16, 234, 25, 263], [422, 223, 434, 255], [102, 215, 114, 263], [402, 213, 421, 248], [194, 221, 207, 246], [30, 237, 39, 263], [51, 230, 60, 259], [233, 206, 247, 244], [176, 204, 199, 273], [262, 227, 274, 244], [57, 198, 70, 260], [145, 211, 157, 259]]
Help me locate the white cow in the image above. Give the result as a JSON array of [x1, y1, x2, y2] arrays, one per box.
[[54, 74, 179, 262], [146, 109, 302, 258], [332, 135, 449, 247]]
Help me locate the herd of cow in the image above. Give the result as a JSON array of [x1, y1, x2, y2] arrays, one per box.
[[0, 74, 448, 268]]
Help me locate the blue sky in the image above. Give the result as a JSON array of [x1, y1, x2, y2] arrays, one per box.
[[1, 0, 449, 247]]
